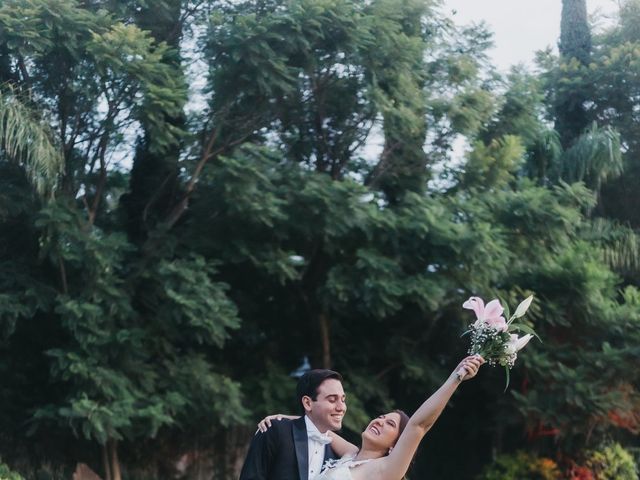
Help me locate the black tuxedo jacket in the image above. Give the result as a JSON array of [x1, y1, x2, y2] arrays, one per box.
[[239, 416, 338, 480]]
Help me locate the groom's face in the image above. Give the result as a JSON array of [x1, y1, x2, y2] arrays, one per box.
[[304, 378, 346, 432]]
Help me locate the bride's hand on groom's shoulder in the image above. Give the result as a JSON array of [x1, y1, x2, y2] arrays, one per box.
[[256, 414, 299, 433]]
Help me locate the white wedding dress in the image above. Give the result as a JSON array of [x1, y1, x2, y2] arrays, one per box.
[[313, 455, 371, 480]]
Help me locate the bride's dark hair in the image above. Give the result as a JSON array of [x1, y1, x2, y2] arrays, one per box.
[[394, 409, 410, 441], [392, 409, 415, 479]]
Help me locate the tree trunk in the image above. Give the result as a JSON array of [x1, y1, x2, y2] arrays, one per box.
[[109, 438, 122, 480], [319, 312, 331, 369], [102, 443, 112, 480], [123, 0, 185, 242]]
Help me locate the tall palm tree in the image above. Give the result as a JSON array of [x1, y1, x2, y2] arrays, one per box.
[[559, 123, 624, 200], [589, 218, 640, 277]]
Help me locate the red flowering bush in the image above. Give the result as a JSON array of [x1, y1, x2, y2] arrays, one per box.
[[567, 465, 595, 480]]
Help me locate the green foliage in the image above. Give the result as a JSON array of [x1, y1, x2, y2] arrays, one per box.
[[585, 443, 639, 480], [0, 86, 62, 196], [538, 0, 640, 225], [0, 0, 639, 478], [0, 0, 186, 196], [560, 124, 623, 194], [27, 199, 245, 445], [448, 88, 496, 137], [588, 219, 640, 281], [463, 135, 525, 188], [86, 22, 186, 154], [364, 0, 431, 195], [0, 461, 23, 480], [554, 0, 592, 148], [141, 255, 240, 346], [206, 0, 378, 172], [476, 451, 561, 480], [560, 0, 591, 65]]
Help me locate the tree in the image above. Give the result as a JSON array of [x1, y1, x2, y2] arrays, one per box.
[[555, 0, 592, 148], [580, 0, 640, 226], [0, 2, 244, 478], [121, 0, 188, 242], [1, 1, 639, 478]]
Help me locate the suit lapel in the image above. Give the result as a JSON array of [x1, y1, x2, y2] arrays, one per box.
[[293, 417, 309, 480], [323, 443, 337, 462]]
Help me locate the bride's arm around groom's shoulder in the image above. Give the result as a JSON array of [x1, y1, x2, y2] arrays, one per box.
[[327, 431, 359, 457], [257, 415, 359, 458]]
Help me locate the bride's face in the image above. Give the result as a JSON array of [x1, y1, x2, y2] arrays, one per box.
[[361, 412, 402, 450]]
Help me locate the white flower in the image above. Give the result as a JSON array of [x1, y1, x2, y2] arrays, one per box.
[[515, 334, 533, 351], [505, 334, 519, 355], [506, 333, 533, 355], [512, 295, 534, 320]]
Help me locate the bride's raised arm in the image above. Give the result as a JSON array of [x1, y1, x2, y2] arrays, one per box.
[[372, 355, 484, 480]]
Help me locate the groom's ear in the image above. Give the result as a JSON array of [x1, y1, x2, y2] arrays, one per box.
[[301, 395, 313, 413]]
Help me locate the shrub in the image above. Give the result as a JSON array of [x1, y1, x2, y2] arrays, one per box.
[[585, 443, 638, 480], [477, 451, 561, 480], [567, 464, 595, 480], [0, 462, 24, 480]]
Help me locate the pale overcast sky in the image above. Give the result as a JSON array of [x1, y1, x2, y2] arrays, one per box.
[[442, 0, 620, 71]]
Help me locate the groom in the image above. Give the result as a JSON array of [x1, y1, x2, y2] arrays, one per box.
[[239, 369, 346, 480]]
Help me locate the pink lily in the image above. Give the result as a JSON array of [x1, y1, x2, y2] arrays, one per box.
[[463, 296, 508, 331]]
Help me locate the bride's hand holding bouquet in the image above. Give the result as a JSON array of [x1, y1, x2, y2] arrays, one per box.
[[458, 295, 539, 389]]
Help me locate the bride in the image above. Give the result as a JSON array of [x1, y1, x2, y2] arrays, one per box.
[[258, 355, 484, 480]]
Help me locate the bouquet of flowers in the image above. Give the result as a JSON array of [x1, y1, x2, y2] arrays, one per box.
[[458, 295, 539, 390]]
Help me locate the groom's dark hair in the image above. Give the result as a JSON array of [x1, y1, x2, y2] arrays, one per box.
[[296, 369, 343, 412]]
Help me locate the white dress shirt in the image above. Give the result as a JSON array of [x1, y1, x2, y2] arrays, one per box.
[[305, 415, 328, 478]]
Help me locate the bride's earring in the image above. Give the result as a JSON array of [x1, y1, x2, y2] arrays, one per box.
[[388, 447, 393, 454]]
